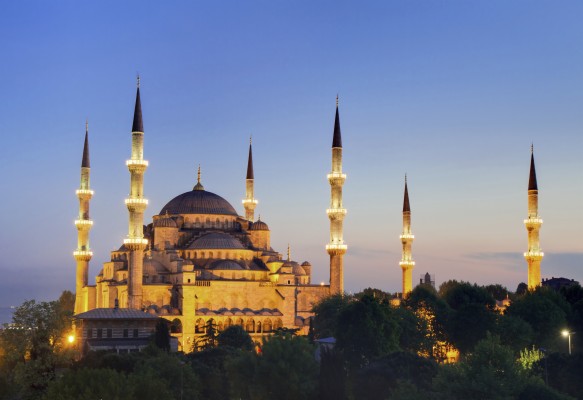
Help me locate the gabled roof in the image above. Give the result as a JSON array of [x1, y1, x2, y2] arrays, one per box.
[[74, 308, 159, 320]]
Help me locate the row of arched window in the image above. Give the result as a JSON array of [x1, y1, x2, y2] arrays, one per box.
[[193, 317, 283, 334], [182, 217, 238, 230]]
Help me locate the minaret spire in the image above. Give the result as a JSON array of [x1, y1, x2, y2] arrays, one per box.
[[326, 96, 347, 294], [194, 164, 204, 190], [125, 78, 149, 309], [524, 145, 543, 289], [399, 175, 415, 298], [242, 136, 258, 221], [74, 121, 94, 314]]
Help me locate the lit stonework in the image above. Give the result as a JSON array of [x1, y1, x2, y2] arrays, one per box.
[[327, 97, 347, 294], [74, 121, 93, 315], [74, 86, 334, 351], [399, 176, 415, 298], [524, 146, 543, 289], [125, 77, 148, 310]]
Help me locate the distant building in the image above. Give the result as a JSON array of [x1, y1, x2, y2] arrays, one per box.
[[419, 272, 435, 289], [542, 277, 579, 291]]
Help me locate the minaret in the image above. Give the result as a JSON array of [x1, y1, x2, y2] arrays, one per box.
[[524, 145, 543, 289], [399, 175, 415, 298], [124, 77, 149, 309], [73, 121, 94, 315], [242, 137, 257, 221], [326, 96, 347, 294]]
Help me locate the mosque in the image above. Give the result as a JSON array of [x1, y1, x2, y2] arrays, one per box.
[[73, 80, 346, 350], [73, 79, 545, 351]]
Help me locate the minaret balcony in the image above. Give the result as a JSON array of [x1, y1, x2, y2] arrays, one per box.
[[326, 243, 348, 251], [74, 219, 93, 227], [524, 251, 544, 258], [76, 189, 94, 196], [123, 238, 149, 250], [327, 172, 346, 184], [326, 208, 347, 216], [242, 198, 258, 205], [399, 261, 415, 266], [524, 217, 543, 225], [125, 198, 149, 205], [73, 250, 93, 260], [126, 159, 149, 167], [399, 234, 415, 239]]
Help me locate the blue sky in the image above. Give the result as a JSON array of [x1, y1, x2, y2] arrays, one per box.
[[0, 1, 582, 305]]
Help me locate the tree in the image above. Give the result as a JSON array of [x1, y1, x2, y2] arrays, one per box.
[[335, 295, 400, 369], [506, 287, 570, 350], [153, 319, 171, 352], [217, 325, 253, 350], [352, 352, 437, 400], [311, 294, 351, 339], [447, 303, 497, 354], [484, 284, 510, 301], [194, 319, 219, 351], [254, 335, 319, 400], [432, 334, 526, 399], [497, 314, 535, 354], [439, 281, 495, 311], [319, 347, 347, 400]]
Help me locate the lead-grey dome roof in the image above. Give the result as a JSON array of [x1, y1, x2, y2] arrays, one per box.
[[160, 189, 238, 216], [189, 233, 244, 249]]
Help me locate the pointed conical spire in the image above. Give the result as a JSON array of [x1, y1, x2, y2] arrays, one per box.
[[332, 95, 342, 148], [246, 136, 254, 179], [528, 145, 538, 191], [403, 174, 410, 212], [132, 75, 144, 133], [81, 120, 90, 168]]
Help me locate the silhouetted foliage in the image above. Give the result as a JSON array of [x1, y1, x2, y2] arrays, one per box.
[[217, 325, 253, 350]]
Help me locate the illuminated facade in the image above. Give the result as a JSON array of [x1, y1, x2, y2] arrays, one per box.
[[524, 146, 543, 289], [74, 83, 342, 350], [399, 176, 415, 297], [326, 96, 347, 294]]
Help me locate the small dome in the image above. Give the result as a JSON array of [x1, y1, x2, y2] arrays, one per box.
[[211, 260, 244, 270], [154, 215, 177, 228], [292, 264, 306, 275], [249, 219, 269, 231], [190, 233, 244, 249], [301, 261, 311, 267]]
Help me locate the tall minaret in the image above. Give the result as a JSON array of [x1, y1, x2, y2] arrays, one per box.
[[74, 121, 94, 315], [124, 77, 149, 309], [242, 137, 257, 221], [399, 175, 415, 298], [326, 96, 347, 294], [524, 145, 543, 289]]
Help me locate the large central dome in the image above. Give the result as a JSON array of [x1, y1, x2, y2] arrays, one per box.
[[160, 189, 238, 216]]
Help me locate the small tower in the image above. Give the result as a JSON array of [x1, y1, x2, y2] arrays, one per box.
[[124, 77, 149, 309], [326, 96, 347, 294], [242, 137, 258, 221], [74, 121, 94, 314], [524, 145, 543, 289], [399, 175, 415, 298]]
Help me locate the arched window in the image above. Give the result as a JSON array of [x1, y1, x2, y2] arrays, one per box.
[[209, 252, 214, 258], [225, 318, 232, 329], [195, 318, 205, 334], [218, 321, 224, 332], [274, 318, 283, 330], [246, 319, 255, 333], [263, 318, 272, 333], [256, 321, 262, 333], [171, 318, 182, 334], [236, 318, 244, 327], [206, 218, 211, 227]]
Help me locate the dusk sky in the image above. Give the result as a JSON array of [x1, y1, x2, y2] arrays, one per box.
[[0, 1, 582, 306]]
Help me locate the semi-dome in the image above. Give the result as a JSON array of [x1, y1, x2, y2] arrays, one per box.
[[160, 189, 238, 216], [154, 215, 177, 228], [292, 264, 306, 275], [249, 219, 269, 231], [211, 260, 244, 270], [189, 232, 244, 249]]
